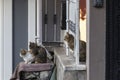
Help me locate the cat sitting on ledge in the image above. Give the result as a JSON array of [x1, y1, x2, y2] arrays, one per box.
[[64, 32, 86, 62]]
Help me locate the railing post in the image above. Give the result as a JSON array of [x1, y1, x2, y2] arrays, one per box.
[[66, 0, 70, 56], [75, 0, 80, 65]]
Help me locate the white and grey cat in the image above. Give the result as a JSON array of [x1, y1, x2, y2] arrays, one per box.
[[20, 42, 53, 64], [20, 49, 35, 64]]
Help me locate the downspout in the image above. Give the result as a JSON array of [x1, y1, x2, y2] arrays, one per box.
[[36, 0, 42, 44]]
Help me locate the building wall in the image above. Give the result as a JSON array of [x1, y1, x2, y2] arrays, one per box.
[[86, 0, 106, 80], [3, 0, 13, 79], [0, 0, 3, 79], [0, 0, 106, 80], [13, 0, 28, 70]]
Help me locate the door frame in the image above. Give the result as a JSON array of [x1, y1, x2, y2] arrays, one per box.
[[86, 0, 106, 80], [0, 0, 4, 79], [106, 0, 120, 79], [0, 0, 13, 80], [0, 0, 42, 79]]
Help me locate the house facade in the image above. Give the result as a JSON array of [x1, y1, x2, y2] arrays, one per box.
[[1, 0, 119, 80]]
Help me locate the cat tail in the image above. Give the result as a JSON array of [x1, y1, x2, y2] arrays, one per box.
[[39, 44, 53, 60]]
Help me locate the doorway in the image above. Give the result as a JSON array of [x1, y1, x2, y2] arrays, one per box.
[[106, 0, 120, 80], [42, 0, 61, 42]]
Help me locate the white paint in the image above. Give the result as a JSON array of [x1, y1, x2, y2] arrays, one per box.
[[28, 0, 43, 45], [28, 0, 36, 43], [75, 0, 80, 65], [66, 0, 70, 56], [0, 0, 4, 80], [66, 0, 70, 32], [66, 0, 80, 64], [3, 0, 13, 79], [37, 0, 42, 44]]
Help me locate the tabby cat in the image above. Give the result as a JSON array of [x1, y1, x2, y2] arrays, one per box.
[[29, 42, 47, 63], [20, 42, 48, 64], [64, 32, 86, 62]]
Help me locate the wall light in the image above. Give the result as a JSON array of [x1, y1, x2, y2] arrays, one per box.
[[93, 0, 104, 8]]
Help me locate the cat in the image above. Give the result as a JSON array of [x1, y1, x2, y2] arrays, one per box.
[[20, 49, 35, 64], [29, 42, 47, 63], [20, 42, 53, 64], [30, 42, 52, 58], [20, 42, 47, 64], [64, 32, 86, 62], [35, 47, 47, 63]]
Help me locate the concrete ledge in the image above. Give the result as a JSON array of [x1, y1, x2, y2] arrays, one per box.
[[54, 47, 86, 71], [54, 47, 87, 80]]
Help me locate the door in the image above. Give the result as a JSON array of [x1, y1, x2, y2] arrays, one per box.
[[13, 0, 28, 70], [106, 0, 120, 80], [42, 0, 61, 42]]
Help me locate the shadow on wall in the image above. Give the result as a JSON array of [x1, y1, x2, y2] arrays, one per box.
[[80, 0, 86, 20]]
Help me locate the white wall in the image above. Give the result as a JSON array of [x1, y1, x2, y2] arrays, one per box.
[[28, 0, 36, 43], [0, 0, 4, 80], [86, 0, 106, 80], [0, 0, 13, 80], [28, 0, 43, 45]]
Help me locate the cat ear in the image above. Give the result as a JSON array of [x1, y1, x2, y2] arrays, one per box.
[[21, 49, 27, 52], [20, 49, 24, 53], [66, 32, 69, 35], [25, 49, 27, 52], [20, 49, 23, 51], [29, 42, 32, 44]]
